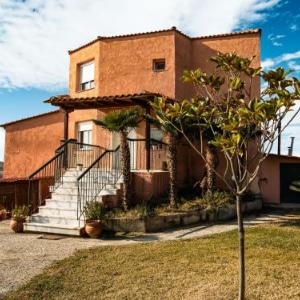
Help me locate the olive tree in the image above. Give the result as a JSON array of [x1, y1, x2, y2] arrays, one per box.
[[151, 52, 300, 300]]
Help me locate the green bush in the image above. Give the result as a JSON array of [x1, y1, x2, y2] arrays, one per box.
[[84, 201, 107, 221], [200, 191, 234, 212], [12, 206, 29, 222]]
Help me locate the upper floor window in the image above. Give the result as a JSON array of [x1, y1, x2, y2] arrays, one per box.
[[153, 59, 166, 72], [79, 61, 95, 91]]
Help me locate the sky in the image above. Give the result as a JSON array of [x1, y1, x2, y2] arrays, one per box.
[[0, 0, 300, 161]]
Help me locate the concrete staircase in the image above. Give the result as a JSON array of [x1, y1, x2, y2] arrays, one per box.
[[24, 168, 122, 236]]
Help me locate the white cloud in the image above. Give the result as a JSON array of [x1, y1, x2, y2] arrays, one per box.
[[288, 61, 300, 71], [267, 33, 285, 47], [0, 0, 280, 90], [261, 58, 276, 68], [290, 24, 298, 31], [261, 50, 300, 69]]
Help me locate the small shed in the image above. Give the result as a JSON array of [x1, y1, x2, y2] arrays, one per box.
[[260, 154, 300, 204]]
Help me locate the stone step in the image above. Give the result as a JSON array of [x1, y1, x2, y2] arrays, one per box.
[[39, 206, 78, 218], [24, 222, 81, 236], [50, 194, 78, 201], [45, 199, 78, 209], [30, 214, 80, 226], [53, 187, 118, 196]]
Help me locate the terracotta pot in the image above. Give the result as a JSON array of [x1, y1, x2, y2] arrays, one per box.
[[10, 219, 24, 233], [85, 220, 103, 238]]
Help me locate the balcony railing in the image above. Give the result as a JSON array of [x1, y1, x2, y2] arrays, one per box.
[[127, 138, 168, 171], [27, 139, 105, 213]]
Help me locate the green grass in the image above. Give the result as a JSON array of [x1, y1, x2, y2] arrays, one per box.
[[4, 218, 300, 300]]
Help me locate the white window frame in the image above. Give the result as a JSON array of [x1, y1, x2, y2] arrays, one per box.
[[79, 61, 95, 91], [77, 121, 93, 149]]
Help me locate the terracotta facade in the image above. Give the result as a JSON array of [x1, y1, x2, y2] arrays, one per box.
[[1, 28, 262, 202], [2, 111, 64, 179]]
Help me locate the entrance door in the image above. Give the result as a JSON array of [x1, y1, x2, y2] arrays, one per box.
[[112, 128, 136, 170], [280, 163, 300, 203]]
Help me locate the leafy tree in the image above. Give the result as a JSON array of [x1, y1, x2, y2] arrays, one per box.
[[94, 107, 142, 210], [151, 52, 300, 300], [144, 110, 179, 208]]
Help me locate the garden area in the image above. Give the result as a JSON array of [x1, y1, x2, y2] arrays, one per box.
[[4, 216, 300, 300]]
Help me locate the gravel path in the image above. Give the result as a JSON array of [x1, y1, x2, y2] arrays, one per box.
[[0, 211, 296, 297]]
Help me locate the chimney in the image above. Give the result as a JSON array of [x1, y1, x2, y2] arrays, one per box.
[[288, 137, 295, 156]]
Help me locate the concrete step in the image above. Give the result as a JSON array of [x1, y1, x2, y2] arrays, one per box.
[[50, 194, 78, 201], [53, 186, 118, 196], [39, 206, 78, 218], [45, 199, 78, 209], [24, 222, 81, 236], [30, 214, 80, 226]]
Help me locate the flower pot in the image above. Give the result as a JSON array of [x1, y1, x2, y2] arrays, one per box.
[[10, 219, 25, 233], [85, 220, 103, 238]]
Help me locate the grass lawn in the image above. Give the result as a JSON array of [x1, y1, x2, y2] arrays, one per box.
[[4, 218, 300, 300]]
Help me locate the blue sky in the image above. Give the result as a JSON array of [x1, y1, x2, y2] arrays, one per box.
[[0, 0, 300, 160]]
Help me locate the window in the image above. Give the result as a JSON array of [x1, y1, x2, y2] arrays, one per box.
[[153, 59, 166, 72], [79, 61, 95, 91], [150, 127, 163, 148], [78, 121, 93, 149]]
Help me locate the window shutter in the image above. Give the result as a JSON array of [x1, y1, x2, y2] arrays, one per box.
[[80, 61, 94, 84]]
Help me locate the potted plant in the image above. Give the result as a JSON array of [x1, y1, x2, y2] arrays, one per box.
[[0, 208, 11, 220], [0, 209, 6, 221], [84, 201, 107, 238], [10, 206, 29, 233]]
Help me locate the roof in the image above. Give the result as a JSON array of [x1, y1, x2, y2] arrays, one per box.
[[45, 92, 174, 109], [69, 27, 261, 54], [0, 177, 31, 183], [267, 153, 300, 160], [0, 110, 61, 128]]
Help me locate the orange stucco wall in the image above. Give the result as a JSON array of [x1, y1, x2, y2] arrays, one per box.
[[69, 32, 176, 99], [3, 111, 64, 179], [260, 155, 300, 204], [69, 30, 260, 100], [2, 29, 262, 202]]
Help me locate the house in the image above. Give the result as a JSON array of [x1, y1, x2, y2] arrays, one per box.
[[0, 162, 3, 178], [0, 27, 262, 235]]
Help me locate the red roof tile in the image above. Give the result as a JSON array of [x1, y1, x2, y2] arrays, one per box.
[[0, 110, 61, 128], [45, 92, 175, 109], [68, 27, 261, 54]]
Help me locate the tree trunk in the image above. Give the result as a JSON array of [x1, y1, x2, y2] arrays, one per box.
[[236, 194, 245, 300], [167, 133, 177, 208], [205, 144, 218, 194], [120, 131, 131, 210]]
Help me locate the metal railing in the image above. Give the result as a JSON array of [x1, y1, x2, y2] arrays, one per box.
[[77, 146, 121, 220], [27, 139, 105, 214], [127, 138, 168, 171]]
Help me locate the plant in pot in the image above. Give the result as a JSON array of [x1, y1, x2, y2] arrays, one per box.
[[84, 201, 107, 238], [0, 209, 5, 221], [10, 206, 29, 233]]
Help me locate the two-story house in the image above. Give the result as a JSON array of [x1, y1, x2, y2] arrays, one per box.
[[0, 27, 261, 235]]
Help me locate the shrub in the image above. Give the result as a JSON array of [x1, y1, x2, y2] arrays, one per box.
[[200, 191, 234, 212], [84, 201, 107, 221], [12, 206, 29, 222]]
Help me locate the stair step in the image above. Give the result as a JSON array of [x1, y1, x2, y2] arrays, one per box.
[[24, 222, 81, 236], [39, 207, 78, 218], [53, 187, 118, 196], [45, 199, 78, 209], [30, 214, 80, 226]]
